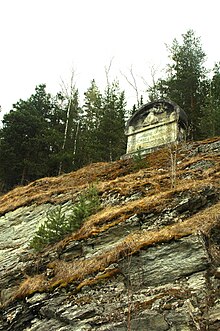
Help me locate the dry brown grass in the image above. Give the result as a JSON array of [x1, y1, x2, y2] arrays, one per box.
[[13, 199, 220, 300], [13, 274, 48, 298], [75, 268, 121, 292], [191, 136, 220, 145], [0, 160, 133, 216], [0, 137, 219, 216], [36, 177, 214, 259], [1, 137, 219, 304], [61, 177, 219, 246]]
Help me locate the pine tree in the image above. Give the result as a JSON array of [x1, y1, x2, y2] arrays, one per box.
[[200, 63, 220, 138], [76, 80, 127, 166], [97, 81, 127, 161], [79, 80, 103, 164], [148, 30, 208, 139], [0, 85, 64, 189]]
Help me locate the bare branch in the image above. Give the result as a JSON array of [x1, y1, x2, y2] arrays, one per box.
[[121, 65, 140, 107], [58, 68, 77, 175], [141, 64, 159, 89], [104, 57, 114, 86], [60, 68, 76, 99]]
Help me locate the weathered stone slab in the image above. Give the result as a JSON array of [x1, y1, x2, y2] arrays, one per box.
[[120, 235, 210, 288], [125, 100, 188, 157]]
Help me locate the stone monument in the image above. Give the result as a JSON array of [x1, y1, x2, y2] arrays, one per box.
[[124, 99, 188, 157]]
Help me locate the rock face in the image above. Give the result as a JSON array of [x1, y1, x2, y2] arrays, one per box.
[[0, 138, 220, 331]]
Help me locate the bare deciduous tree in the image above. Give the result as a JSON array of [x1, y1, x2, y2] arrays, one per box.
[[121, 65, 140, 108], [104, 57, 114, 86], [58, 68, 79, 175]]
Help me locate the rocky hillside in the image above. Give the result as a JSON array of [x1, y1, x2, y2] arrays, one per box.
[[0, 138, 220, 331]]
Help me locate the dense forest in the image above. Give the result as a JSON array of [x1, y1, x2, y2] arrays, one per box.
[[0, 30, 220, 191]]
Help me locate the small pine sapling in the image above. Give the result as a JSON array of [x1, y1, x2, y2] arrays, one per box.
[[30, 185, 101, 251]]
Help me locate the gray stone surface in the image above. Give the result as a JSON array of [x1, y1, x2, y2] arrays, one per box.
[[0, 138, 220, 330], [120, 235, 210, 288]]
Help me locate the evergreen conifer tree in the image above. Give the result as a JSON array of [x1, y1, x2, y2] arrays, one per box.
[[0, 85, 65, 189], [148, 30, 208, 139], [97, 81, 127, 161]]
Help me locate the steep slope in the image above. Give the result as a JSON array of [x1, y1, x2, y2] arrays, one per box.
[[0, 138, 220, 331]]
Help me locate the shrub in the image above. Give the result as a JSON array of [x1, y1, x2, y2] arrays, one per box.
[[30, 185, 100, 251], [132, 147, 148, 170]]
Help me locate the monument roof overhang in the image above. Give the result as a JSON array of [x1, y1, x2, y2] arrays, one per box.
[[126, 99, 188, 131]]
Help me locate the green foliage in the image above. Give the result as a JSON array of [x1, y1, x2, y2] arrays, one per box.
[[77, 80, 103, 165], [97, 81, 127, 162], [200, 63, 220, 138], [0, 80, 128, 191], [148, 30, 208, 140], [0, 85, 66, 189], [132, 147, 148, 170], [75, 79, 127, 166], [2, 30, 220, 191], [30, 185, 100, 251]]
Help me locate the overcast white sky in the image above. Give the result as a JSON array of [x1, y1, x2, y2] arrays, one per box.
[[0, 0, 220, 121]]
